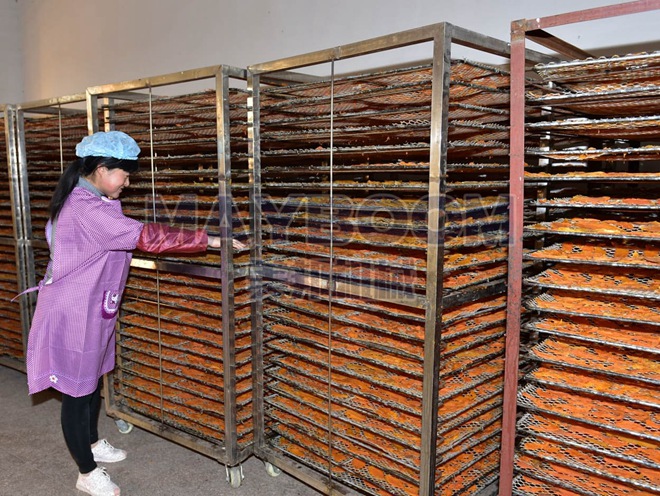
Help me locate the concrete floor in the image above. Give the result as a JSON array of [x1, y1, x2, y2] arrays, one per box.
[[0, 365, 319, 496]]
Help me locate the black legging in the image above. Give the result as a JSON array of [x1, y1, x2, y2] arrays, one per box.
[[61, 378, 102, 474]]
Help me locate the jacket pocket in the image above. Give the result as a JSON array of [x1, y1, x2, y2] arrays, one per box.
[[102, 290, 121, 319]]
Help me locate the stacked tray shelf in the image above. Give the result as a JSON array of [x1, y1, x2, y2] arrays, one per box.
[[513, 52, 660, 495], [20, 109, 88, 284], [256, 59, 511, 495], [0, 110, 24, 367], [101, 87, 254, 462]]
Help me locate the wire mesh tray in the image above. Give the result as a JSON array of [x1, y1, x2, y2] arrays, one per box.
[[527, 114, 660, 140], [119, 334, 252, 380], [525, 265, 660, 301], [526, 218, 660, 242], [265, 393, 420, 474], [525, 242, 660, 270], [269, 413, 419, 494], [525, 170, 660, 181], [517, 412, 660, 469], [527, 83, 660, 116], [269, 361, 421, 429], [517, 383, 660, 441], [525, 315, 660, 355], [534, 195, 660, 210], [526, 290, 660, 326], [266, 322, 423, 377], [518, 437, 660, 493], [268, 378, 419, 450], [266, 309, 422, 361], [435, 435, 501, 486], [267, 291, 425, 339], [268, 283, 426, 323], [525, 364, 660, 408], [529, 145, 660, 162], [268, 432, 416, 496], [515, 451, 653, 496], [534, 51, 660, 84], [267, 339, 423, 399]]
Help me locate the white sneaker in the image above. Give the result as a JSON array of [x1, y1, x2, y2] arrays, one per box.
[[76, 467, 120, 496], [92, 439, 127, 463]]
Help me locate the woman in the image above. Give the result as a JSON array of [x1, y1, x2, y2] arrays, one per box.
[[23, 131, 244, 496]]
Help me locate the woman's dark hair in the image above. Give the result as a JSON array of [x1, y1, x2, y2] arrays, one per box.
[[49, 156, 139, 220]]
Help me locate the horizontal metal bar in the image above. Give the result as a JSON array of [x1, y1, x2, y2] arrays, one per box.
[[522, 0, 660, 31], [262, 265, 426, 309], [130, 257, 249, 279], [254, 447, 361, 495], [17, 93, 87, 110], [249, 24, 441, 74], [526, 29, 593, 59], [87, 65, 247, 95]]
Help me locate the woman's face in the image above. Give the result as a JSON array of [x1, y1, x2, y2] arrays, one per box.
[[93, 166, 130, 199]]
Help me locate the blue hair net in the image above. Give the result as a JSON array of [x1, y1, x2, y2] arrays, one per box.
[[75, 131, 141, 161]]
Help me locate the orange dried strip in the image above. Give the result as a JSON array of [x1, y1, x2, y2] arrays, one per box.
[[122, 350, 227, 389], [443, 308, 507, 340], [268, 339, 423, 395], [444, 262, 507, 290], [528, 290, 660, 324], [515, 453, 654, 496], [436, 433, 500, 483], [273, 355, 423, 414], [528, 242, 660, 268], [518, 412, 660, 467], [529, 265, 660, 296], [520, 437, 660, 488], [539, 195, 660, 208], [442, 326, 505, 356], [268, 389, 420, 466], [527, 217, 660, 239], [518, 384, 660, 439], [532, 316, 660, 352], [440, 450, 499, 494], [528, 365, 660, 407], [269, 322, 423, 375], [268, 308, 422, 357], [439, 407, 502, 454], [440, 338, 505, 377], [273, 417, 419, 496], [531, 339, 660, 384]]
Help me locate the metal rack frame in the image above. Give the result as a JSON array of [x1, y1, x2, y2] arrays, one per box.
[[0, 104, 29, 371], [7, 95, 90, 371], [249, 23, 550, 496], [502, 1, 660, 494], [84, 65, 252, 478]]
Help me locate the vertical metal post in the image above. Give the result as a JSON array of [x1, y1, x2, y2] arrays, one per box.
[[5, 106, 30, 353], [499, 19, 527, 496], [247, 71, 266, 452], [420, 23, 452, 496], [216, 66, 239, 464], [86, 91, 99, 135], [11, 108, 37, 340]]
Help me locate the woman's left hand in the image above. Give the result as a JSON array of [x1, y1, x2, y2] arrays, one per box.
[[208, 236, 247, 250]]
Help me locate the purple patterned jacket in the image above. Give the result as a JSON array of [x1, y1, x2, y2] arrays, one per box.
[[26, 187, 207, 397]]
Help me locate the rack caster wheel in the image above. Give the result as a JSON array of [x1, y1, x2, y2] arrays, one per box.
[[115, 419, 133, 434], [226, 464, 244, 488], [265, 461, 282, 477]]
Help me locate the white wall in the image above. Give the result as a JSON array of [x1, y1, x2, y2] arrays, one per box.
[[1, 0, 23, 103], [6, 0, 660, 103]]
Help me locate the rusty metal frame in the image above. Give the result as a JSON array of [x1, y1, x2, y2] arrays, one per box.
[[501, 1, 660, 495], [86, 65, 251, 470], [249, 22, 547, 496]]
